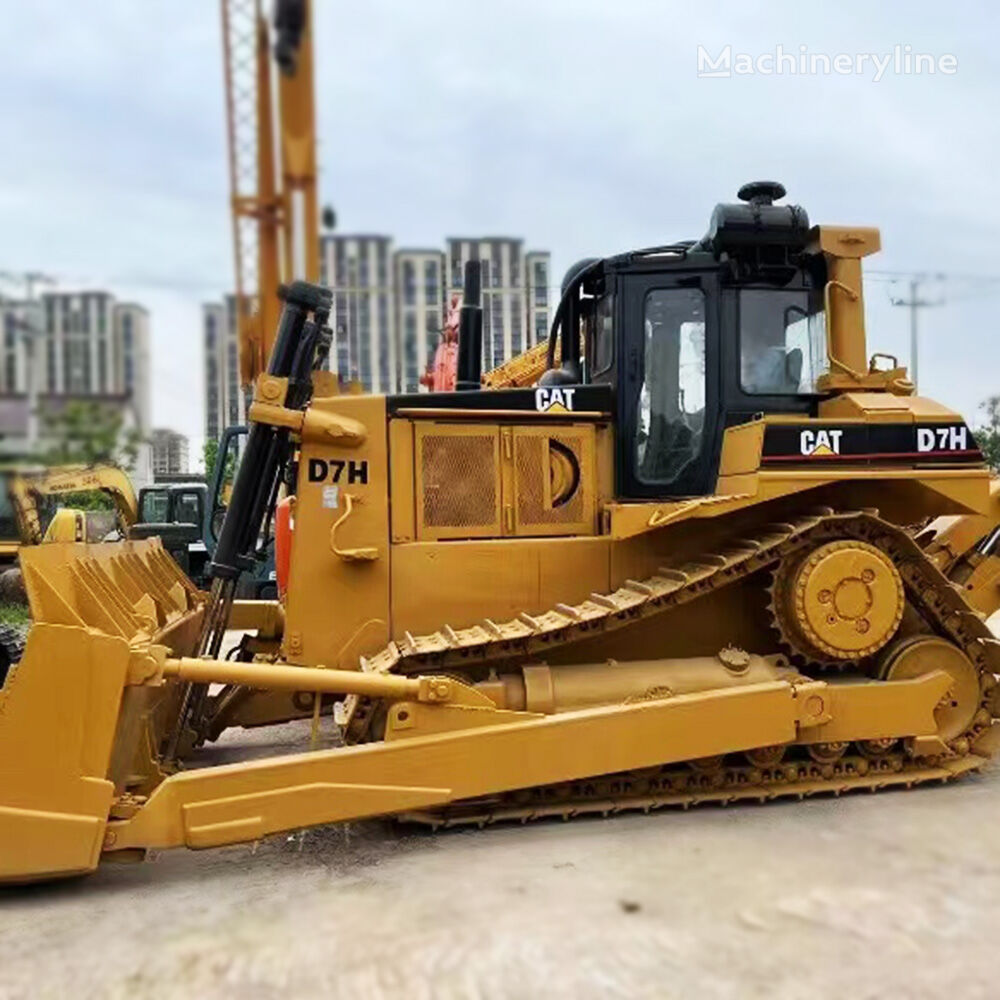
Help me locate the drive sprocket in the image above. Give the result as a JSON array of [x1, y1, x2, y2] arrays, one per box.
[[768, 539, 905, 667]]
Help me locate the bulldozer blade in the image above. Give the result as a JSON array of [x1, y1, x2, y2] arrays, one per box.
[[0, 539, 204, 882]]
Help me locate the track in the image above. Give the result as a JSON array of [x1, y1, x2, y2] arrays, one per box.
[[343, 508, 1000, 824], [399, 749, 987, 829]]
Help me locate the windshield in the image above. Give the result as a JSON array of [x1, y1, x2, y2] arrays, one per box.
[[175, 492, 202, 525], [140, 490, 170, 523], [740, 288, 827, 395]]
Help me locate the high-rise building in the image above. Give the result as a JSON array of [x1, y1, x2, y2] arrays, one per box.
[[320, 234, 396, 393], [203, 233, 551, 426], [444, 239, 552, 370], [0, 289, 152, 478], [395, 248, 446, 393], [202, 296, 245, 443], [525, 251, 552, 350], [115, 303, 152, 434], [0, 300, 34, 395], [151, 428, 190, 476], [36, 292, 150, 418], [446, 237, 521, 370]]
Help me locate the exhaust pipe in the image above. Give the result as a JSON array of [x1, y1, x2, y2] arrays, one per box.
[[456, 260, 483, 391]]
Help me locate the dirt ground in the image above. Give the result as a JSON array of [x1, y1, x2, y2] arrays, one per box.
[[2, 710, 999, 1000]]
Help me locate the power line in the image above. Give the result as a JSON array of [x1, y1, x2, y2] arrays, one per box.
[[868, 268, 1000, 283]]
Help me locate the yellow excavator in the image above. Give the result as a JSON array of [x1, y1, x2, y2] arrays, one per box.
[[0, 464, 137, 557], [0, 462, 138, 683], [3, 182, 1000, 885]]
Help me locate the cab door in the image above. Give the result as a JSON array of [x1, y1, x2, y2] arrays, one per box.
[[617, 270, 721, 499]]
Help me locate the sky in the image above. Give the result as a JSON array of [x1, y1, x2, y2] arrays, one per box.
[[1, 1, 999, 464]]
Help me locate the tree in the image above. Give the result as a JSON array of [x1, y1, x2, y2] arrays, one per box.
[[41, 400, 143, 471], [203, 437, 220, 483], [973, 397, 1000, 473], [36, 400, 144, 513], [203, 437, 236, 489]]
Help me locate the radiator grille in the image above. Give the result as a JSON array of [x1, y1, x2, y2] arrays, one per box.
[[421, 433, 498, 529], [515, 433, 585, 527]]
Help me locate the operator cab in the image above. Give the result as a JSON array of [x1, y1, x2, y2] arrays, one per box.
[[130, 483, 209, 580], [548, 180, 827, 499], [136, 484, 206, 529]]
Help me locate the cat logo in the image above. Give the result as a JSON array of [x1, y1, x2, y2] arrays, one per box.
[[535, 387, 576, 413], [799, 428, 843, 457]]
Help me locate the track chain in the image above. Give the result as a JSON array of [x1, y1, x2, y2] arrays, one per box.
[[342, 508, 1000, 823], [399, 751, 987, 829]]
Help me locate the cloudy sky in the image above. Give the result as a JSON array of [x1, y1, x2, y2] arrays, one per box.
[[1, 2, 998, 461]]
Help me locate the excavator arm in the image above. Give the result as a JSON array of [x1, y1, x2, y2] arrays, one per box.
[[8, 466, 138, 545]]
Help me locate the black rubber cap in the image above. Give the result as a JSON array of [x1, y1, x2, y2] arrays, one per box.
[[278, 280, 333, 310], [737, 181, 787, 206]]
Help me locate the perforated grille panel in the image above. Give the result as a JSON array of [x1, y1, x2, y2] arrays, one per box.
[[421, 433, 498, 531], [515, 433, 585, 526]]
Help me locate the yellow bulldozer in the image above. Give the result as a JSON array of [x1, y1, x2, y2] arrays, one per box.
[[4, 182, 1000, 885]]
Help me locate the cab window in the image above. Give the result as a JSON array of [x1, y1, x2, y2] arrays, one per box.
[[175, 491, 202, 525], [590, 292, 615, 376], [635, 288, 706, 484], [740, 289, 827, 394], [140, 490, 169, 523]]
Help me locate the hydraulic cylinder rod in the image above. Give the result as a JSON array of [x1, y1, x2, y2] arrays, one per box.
[[163, 657, 426, 701]]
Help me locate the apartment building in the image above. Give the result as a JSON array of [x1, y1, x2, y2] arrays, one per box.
[[203, 234, 551, 427], [151, 428, 190, 476], [525, 251, 552, 349], [395, 248, 446, 393], [320, 234, 396, 393], [0, 300, 36, 395], [445, 239, 552, 370], [202, 296, 245, 443], [0, 290, 152, 478], [115, 302, 152, 434]]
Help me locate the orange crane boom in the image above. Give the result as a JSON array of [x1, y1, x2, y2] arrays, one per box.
[[220, 0, 320, 390]]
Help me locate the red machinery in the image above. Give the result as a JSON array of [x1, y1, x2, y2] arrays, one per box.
[[419, 293, 461, 392]]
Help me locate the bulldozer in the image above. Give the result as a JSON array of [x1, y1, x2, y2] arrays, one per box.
[[4, 181, 1000, 885]]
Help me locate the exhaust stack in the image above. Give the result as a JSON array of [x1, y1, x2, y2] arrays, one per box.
[[456, 260, 484, 391]]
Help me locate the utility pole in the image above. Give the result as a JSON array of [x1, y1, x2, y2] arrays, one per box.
[[890, 275, 944, 392]]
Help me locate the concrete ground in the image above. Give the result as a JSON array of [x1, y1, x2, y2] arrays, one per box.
[[2, 711, 999, 1000]]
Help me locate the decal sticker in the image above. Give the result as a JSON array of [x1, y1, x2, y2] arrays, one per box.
[[535, 387, 576, 412], [388, 383, 612, 417], [307, 458, 370, 485], [321, 485, 340, 509], [799, 428, 843, 457], [761, 422, 981, 465], [916, 426, 968, 452]]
